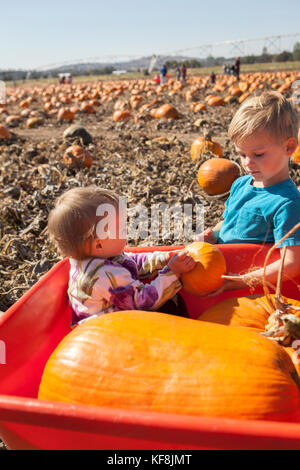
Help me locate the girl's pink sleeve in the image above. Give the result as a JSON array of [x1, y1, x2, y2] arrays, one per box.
[[125, 251, 170, 278]]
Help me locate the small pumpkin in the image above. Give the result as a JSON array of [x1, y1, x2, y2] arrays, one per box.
[[207, 96, 224, 107], [26, 117, 43, 128], [63, 145, 93, 169], [194, 103, 207, 112], [113, 109, 132, 122], [5, 115, 21, 127], [228, 86, 243, 97], [181, 242, 226, 297], [57, 108, 75, 122], [190, 135, 223, 161], [197, 157, 240, 195], [38, 311, 300, 421], [0, 124, 11, 139], [19, 98, 31, 109], [154, 104, 179, 119], [80, 102, 95, 114]]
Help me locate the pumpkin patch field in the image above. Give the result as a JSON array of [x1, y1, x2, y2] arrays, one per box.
[[2, 70, 300, 449], [1, 70, 300, 312]]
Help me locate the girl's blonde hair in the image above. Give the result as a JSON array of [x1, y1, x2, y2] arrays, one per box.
[[48, 186, 120, 260], [228, 91, 299, 143]]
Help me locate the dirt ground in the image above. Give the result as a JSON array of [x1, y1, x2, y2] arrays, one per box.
[[0, 78, 299, 315]]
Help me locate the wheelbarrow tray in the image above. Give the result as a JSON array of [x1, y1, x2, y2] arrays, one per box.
[[1, 243, 300, 450]]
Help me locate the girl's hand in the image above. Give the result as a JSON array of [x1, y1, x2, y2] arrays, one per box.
[[168, 251, 196, 276], [193, 228, 218, 244]]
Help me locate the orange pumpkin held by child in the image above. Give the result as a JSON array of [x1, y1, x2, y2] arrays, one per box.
[[181, 242, 226, 296]]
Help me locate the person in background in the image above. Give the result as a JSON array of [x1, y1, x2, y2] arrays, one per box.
[[175, 64, 181, 81], [234, 56, 240, 81], [180, 63, 187, 84], [160, 64, 167, 84]]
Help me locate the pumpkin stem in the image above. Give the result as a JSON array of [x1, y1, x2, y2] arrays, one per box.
[[274, 245, 286, 310], [204, 131, 212, 141], [261, 223, 300, 345]]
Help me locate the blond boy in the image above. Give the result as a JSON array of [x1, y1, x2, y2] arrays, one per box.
[[196, 91, 300, 292]]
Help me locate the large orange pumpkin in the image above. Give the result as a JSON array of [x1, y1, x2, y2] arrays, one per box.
[[199, 294, 300, 329], [198, 294, 300, 377], [38, 311, 300, 421], [181, 242, 226, 296], [197, 157, 240, 195], [190, 135, 223, 161]]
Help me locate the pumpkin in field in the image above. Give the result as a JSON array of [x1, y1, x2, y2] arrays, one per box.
[[154, 104, 179, 119], [5, 115, 21, 127], [0, 124, 11, 139], [181, 242, 226, 296], [113, 109, 132, 122], [38, 311, 300, 421], [63, 145, 93, 169], [57, 107, 75, 122], [190, 135, 223, 161], [81, 102, 95, 114], [26, 117, 43, 128], [197, 157, 240, 195], [207, 96, 224, 107]]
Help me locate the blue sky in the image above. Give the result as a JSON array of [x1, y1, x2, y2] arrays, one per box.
[[1, 0, 300, 69]]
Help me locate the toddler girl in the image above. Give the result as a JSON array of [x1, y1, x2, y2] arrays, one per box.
[[48, 187, 196, 326]]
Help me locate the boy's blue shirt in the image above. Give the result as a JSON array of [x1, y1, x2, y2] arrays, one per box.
[[218, 175, 300, 247]]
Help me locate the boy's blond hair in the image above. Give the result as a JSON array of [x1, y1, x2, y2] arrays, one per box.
[[228, 91, 299, 143], [48, 186, 120, 260]]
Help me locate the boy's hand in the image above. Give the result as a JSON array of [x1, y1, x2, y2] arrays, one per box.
[[193, 228, 218, 244], [168, 251, 196, 276], [206, 274, 249, 297]]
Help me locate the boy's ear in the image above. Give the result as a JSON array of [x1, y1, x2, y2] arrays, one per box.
[[285, 137, 298, 156]]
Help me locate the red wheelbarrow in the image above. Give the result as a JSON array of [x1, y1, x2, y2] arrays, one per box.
[[1, 244, 300, 450]]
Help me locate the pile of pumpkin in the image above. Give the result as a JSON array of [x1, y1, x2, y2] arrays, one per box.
[[0, 70, 299, 131], [38, 241, 300, 422]]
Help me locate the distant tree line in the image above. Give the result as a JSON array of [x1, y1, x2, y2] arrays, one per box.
[[163, 42, 300, 69], [0, 65, 116, 82], [1, 43, 300, 82]]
